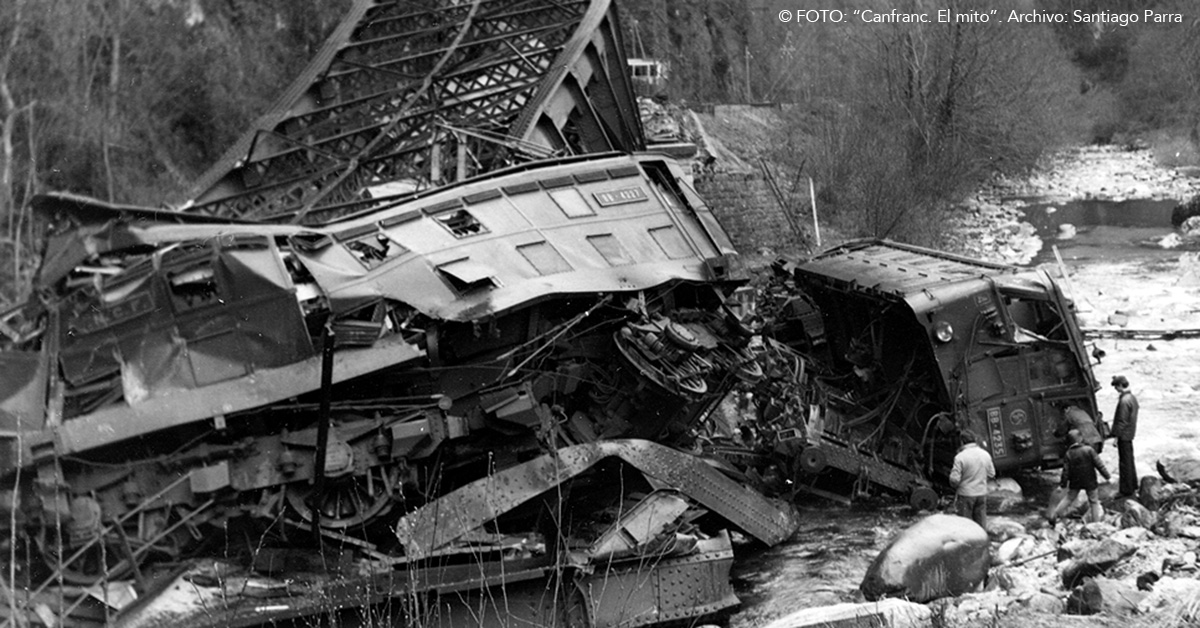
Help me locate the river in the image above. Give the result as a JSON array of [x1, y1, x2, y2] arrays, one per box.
[[724, 158, 1200, 626]]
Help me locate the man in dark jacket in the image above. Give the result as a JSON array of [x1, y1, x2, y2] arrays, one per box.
[[1050, 429, 1111, 523], [1111, 374, 1140, 496]]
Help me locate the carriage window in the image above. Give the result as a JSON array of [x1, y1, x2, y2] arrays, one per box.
[[168, 263, 219, 311], [344, 233, 406, 269], [549, 188, 595, 218], [435, 209, 487, 238]]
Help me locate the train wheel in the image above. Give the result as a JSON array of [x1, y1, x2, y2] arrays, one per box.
[[286, 465, 398, 529], [909, 486, 939, 512], [799, 447, 827, 474]]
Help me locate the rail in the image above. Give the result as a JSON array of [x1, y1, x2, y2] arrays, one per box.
[[1082, 328, 1200, 340]]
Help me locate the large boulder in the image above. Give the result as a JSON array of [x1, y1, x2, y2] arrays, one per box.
[[1066, 577, 1145, 615], [860, 514, 991, 603], [1157, 453, 1200, 483], [1060, 535, 1139, 588]]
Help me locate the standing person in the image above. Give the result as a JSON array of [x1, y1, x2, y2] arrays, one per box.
[[1049, 429, 1111, 523], [949, 430, 996, 530], [1111, 375, 1140, 496]]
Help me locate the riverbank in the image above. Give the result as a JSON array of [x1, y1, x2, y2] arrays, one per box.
[[729, 144, 1200, 628], [935, 144, 1200, 626]]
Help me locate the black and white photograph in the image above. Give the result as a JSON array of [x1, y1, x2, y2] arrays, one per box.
[[1, 0, 1199, 626]]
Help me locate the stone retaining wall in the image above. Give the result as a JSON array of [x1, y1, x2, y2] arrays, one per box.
[[695, 171, 808, 268]]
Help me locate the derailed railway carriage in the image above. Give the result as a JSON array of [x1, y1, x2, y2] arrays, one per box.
[[0, 152, 800, 626]]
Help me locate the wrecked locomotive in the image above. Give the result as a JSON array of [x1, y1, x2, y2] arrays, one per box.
[[758, 240, 1104, 506]]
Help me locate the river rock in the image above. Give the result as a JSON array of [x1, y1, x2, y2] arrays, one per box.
[[860, 514, 991, 603], [1023, 591, 1065, 614], [1058, 538, 1091, 561], [1081, 521, 1118, 539], [1171, 196, 1200, 228], [1160, 232, 1184, 249], [1112, 526, 1151, 545], [1173, 525, 1200, 540], [1066, 577, 1145, 615], [1160, 509, 1200, 538], [1122, 500, 1158, 529], [1183, 215, 1200, 237], [994, 537, 1037, 565], [987, 478, 1024, 513], [1137, 575, 1200, 618], [1140, 476, 1164, 511], [1060, 535, 1138, 588], [1057, 223, 1077, 240], [992, 564, 1041, 596], [986, 516, 1026, 542], [1157, 453, 1200, 483]]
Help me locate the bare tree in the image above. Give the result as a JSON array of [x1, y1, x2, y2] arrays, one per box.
[[787, 0, 1082, 244], [0, 0, 35, 307]]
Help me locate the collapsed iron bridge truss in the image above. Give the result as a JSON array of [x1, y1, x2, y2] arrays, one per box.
[[185, 0, 644, 224]]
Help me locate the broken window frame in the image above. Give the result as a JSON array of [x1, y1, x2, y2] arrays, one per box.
[[337, 226, 408, 270], [433, 208, 489, 238], [436, 258, 499, 294]]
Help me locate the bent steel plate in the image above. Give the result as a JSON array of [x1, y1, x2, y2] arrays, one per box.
[[395, 439, 800, 556]]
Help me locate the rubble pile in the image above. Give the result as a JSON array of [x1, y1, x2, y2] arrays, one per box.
[[899, 471, 1200, 625], [943, 197, 1043, 265]]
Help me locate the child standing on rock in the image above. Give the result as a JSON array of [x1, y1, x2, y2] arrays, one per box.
[[1049, 428, 1111, 524]]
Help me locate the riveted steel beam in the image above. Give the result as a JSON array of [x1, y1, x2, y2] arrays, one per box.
[[185, 0, 643, 224]]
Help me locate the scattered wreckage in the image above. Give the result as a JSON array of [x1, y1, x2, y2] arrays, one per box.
[[1, 154, 803, 627], [0, 197, 1105, 626], [0, 0, 1106, 624]]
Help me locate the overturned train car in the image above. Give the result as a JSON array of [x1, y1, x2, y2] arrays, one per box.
[[0, 152, 800, 627], [754, 239, 1103, 506]]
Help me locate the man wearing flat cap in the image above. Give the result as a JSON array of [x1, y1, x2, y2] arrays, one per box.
[[1111, 374, 1139, 496]]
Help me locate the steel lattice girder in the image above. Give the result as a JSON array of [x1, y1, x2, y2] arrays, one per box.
[[395, 439, 801, 558], [116, 534, 738, 628], [185, 0, 644, 224]]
